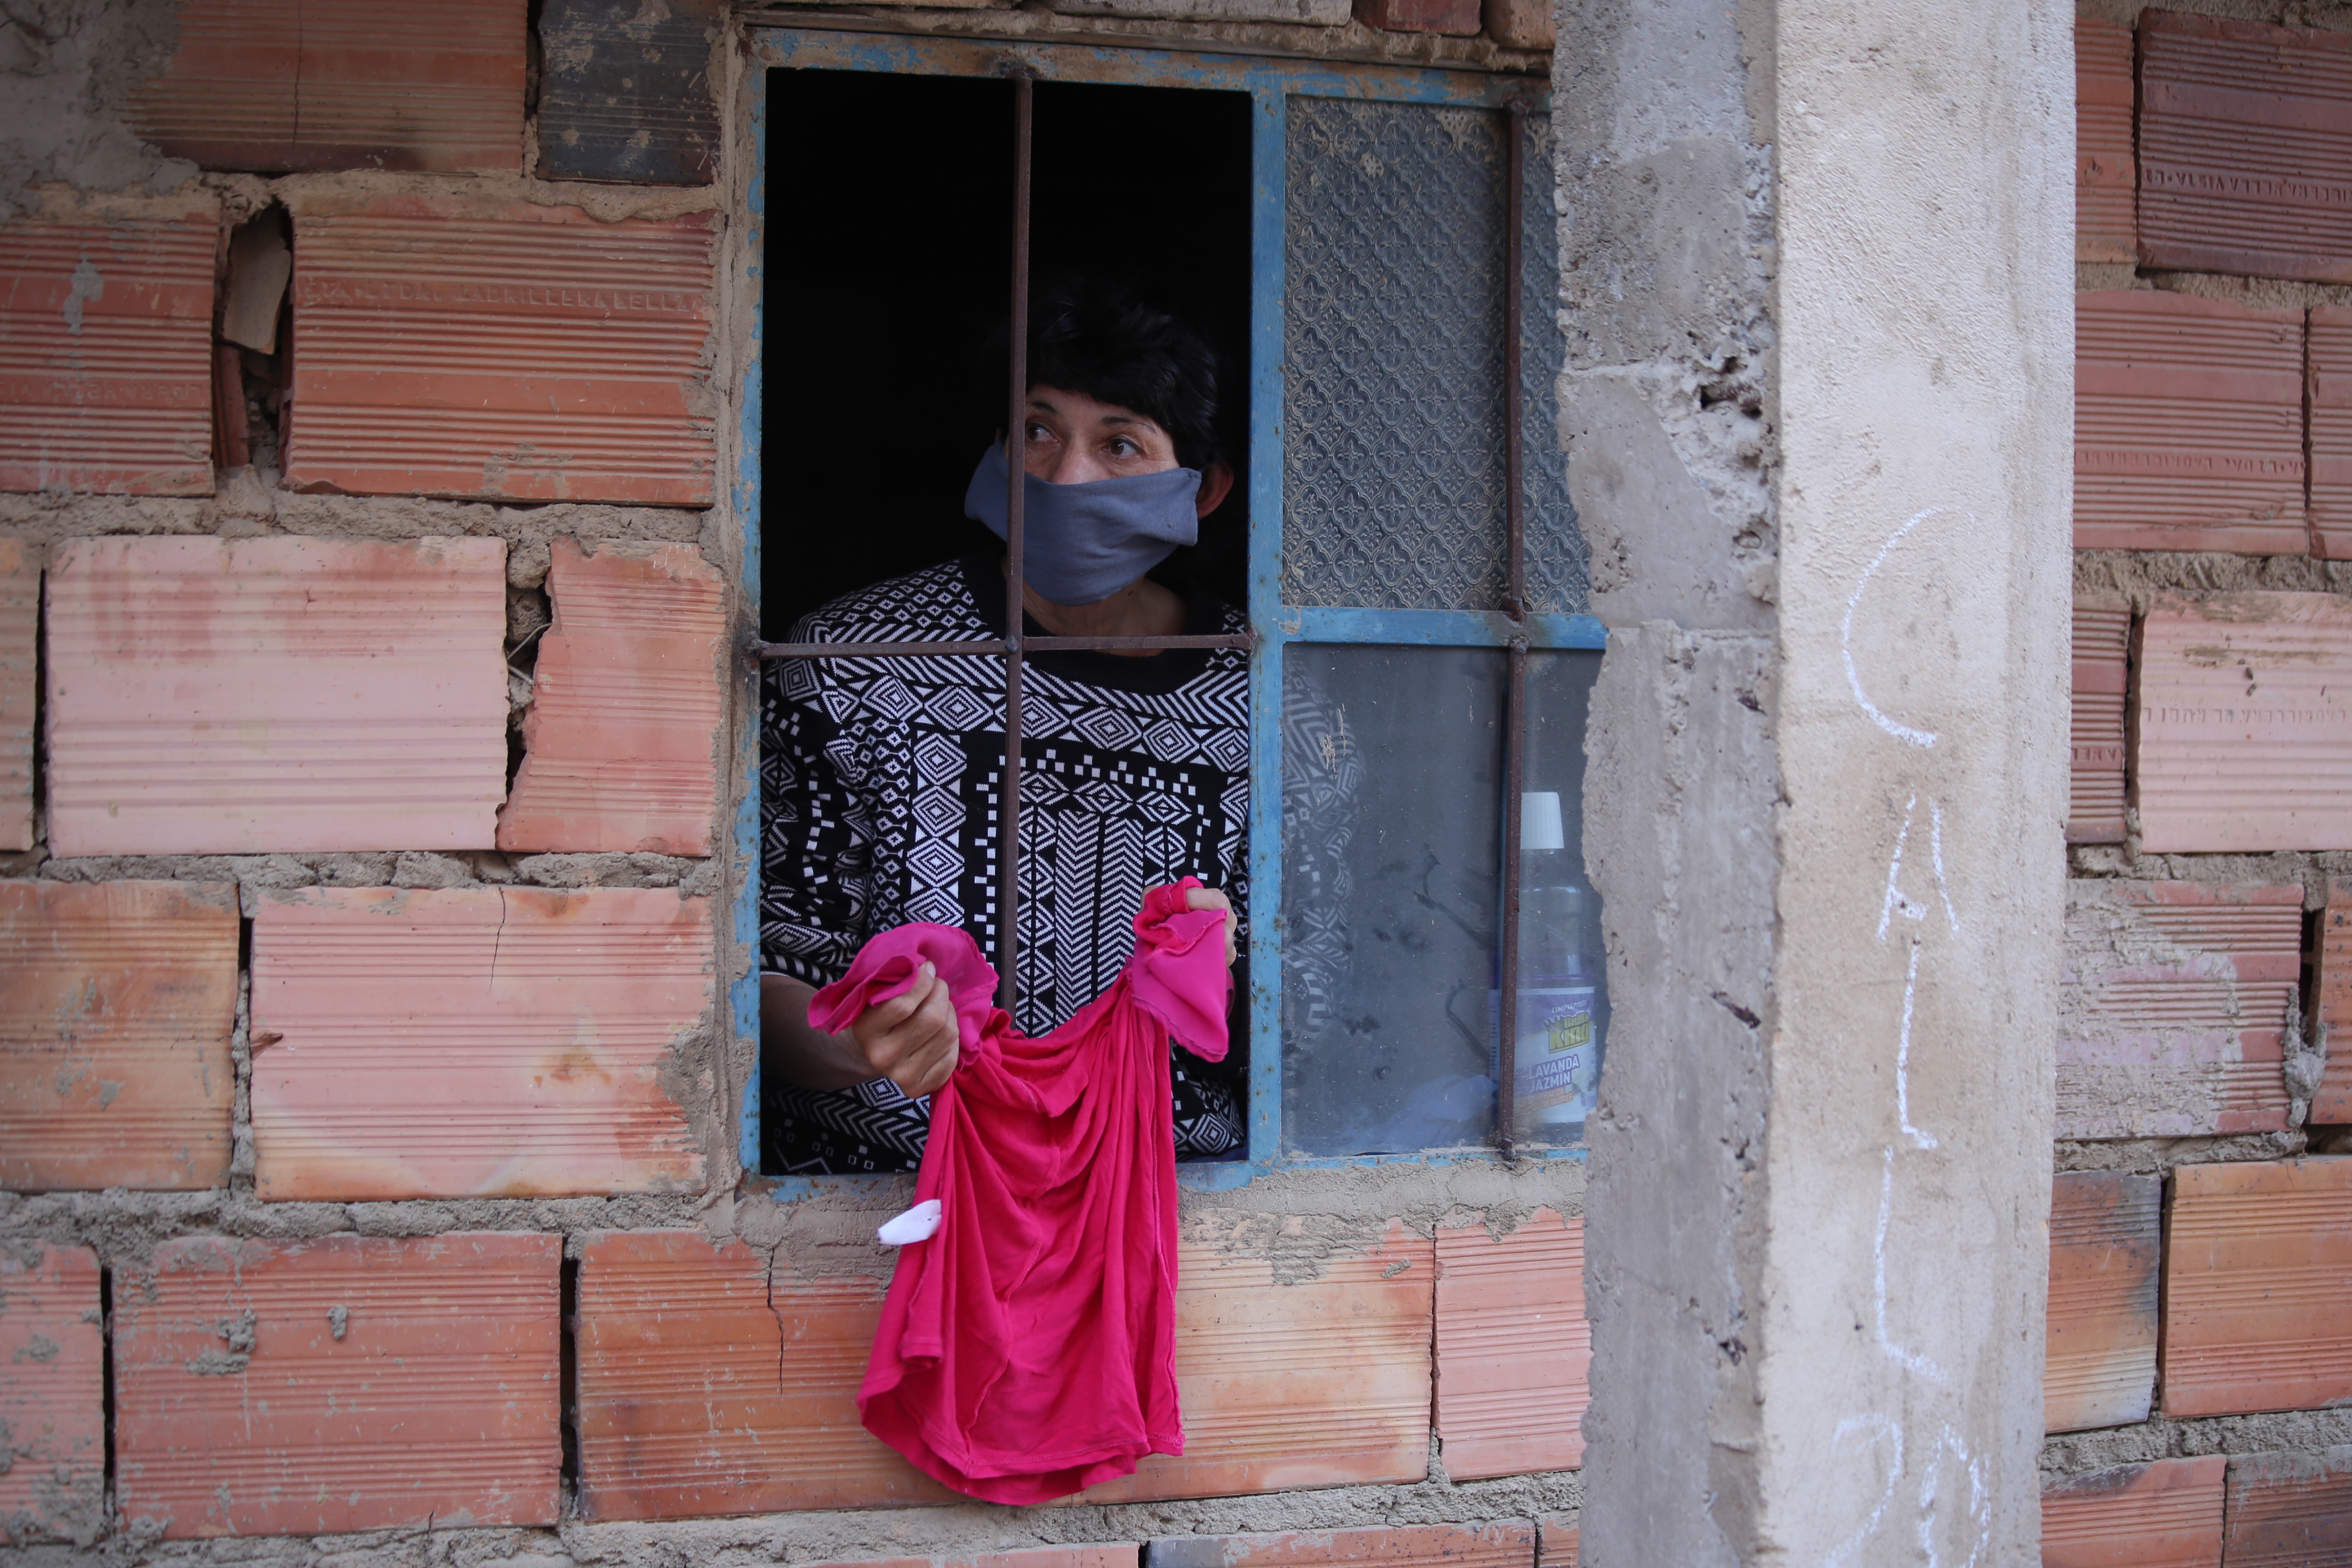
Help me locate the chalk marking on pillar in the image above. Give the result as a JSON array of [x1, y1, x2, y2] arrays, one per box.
[[1874, 1146, 1947, 1385], [1919, 1424, 1990, 1568], [1896, 936, 1937, 1151], [1825, 1414, 1904, 1568], [1877, 792, 1928, 941], [1843, 505, 1969, 750]]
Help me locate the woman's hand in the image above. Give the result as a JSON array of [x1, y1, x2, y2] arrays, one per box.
[[850, 962, 961, 1098], [1186, 885, 1239, 966]]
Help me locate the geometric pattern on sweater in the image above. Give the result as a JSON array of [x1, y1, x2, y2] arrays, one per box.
[[760, 553, 1250, 1174]]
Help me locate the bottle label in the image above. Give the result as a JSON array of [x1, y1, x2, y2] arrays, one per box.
[[1489, 985, 1600, 1129]]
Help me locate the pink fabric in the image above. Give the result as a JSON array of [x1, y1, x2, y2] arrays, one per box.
[[808, 879, 1231, 1505]]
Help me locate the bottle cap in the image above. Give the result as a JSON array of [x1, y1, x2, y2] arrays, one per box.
[[1521, 791, 1565, 852]]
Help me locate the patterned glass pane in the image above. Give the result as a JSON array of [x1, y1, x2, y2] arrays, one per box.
[[1282, 99, 1509, 610], [1520, 115, 1590, 615]]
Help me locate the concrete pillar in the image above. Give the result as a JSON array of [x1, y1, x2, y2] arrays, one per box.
[[1560, 2, 2072, 1563]]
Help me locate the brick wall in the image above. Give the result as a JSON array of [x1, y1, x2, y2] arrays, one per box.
[[0, 3, 1588, 1565], [2050, 6, 2352, 1563]]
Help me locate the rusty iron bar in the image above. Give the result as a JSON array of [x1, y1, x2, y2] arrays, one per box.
[[756, 632, 1253, 661], [1499, 635, 1528, 1162], [1000, 68, 1035, 1016], [1495, 102, 1529, 1164]]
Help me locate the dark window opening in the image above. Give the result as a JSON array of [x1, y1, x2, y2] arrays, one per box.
[[761, 70, 1253, 636], [757, 69, 1257, 1179]]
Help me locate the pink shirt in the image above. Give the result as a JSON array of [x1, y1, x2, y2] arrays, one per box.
[[808, 879, 1232, 1504]]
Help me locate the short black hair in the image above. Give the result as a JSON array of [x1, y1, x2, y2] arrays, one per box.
[[983, 276, 1226, 472]]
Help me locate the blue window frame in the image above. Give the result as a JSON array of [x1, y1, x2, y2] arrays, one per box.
[[736, 26, 1603, 1193]]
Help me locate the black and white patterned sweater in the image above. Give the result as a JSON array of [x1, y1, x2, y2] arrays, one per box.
[[760, 554, 1250, 1175]]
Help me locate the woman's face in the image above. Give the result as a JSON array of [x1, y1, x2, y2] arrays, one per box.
[[1019, 384, 1180, 485]]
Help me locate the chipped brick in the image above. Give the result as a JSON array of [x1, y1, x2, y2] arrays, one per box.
[[1079, 1220, 1434, 1503], [1534, 1516, 1575, 1568], [1352, 0, 1478, 34], [2313, 877, 2352, 1125], [1433, 1208, 1585, 1479], [2077, 17, 2136, 264], [2045, 1171, 2160, 1433], [2040, 1456, 2224, 1568], [2224, 1447, 2352, 1567], [0, 209, 217, 496], [2070, 597, 2129, 845], [1143, 1523, 1534, 1568], [248, 887, 707, 1200], [126, 0, 526, 174], [0, 1244, 104, 1545], [2073, 291, 2305, 555], [113, 1231, 560, 1538], [0, 880, 239, 1193], [2139, 12, 2352, 284], [2057, 881, 2299, 1139], [498, 538, 725, 856], [535, 0, 722, 186], [2161, 1159, 2352, 1418], [283, 194, 717, 505], [574, 1230, 952, 1520], [2135, 593, 2352, 852], [0, 539, 33, 850], [43, 536, 507, 856]]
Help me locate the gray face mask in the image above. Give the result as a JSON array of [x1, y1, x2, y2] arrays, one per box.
[[963, 444, 1200, 607]]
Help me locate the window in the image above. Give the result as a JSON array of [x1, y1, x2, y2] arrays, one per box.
[[741, 31, 1603, 1185]]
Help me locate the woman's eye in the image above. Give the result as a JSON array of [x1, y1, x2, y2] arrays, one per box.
[[1108, 438, 1138, 458]]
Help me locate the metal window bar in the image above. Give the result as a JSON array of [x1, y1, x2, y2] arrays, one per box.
[[749, 34, 1587, 1179], [1495, 100, 1528, 1164]]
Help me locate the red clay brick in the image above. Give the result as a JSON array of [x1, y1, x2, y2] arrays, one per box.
[[1146, 1524, 1533, 1568], [2308, 308, 2352, 562], [0, 206, 217, 496], [2039, 1456, 2224, 1568], [1353, 0, 1479, 33], [248, 886, 707, 1200], [2313, 877, 2352, 1125], [2069, 598, 2130, 845], [2044, 1171, 2160, 1433], [2139, 12, 2352, 284], [2073, 291, 2305, 554], [1077, 1219, 1434, 1504], [498, 538, 726, 856], [574, 1230, 954, 1520], [126, 0, 525, 173], [1434, 1208, 1586, 1479], [2161, 1158, 2352, 1418], [43, 535, 507, 856], [2057, 880, 2299, 1139], [0, 880, 239, 1192], [1534, 1516, 1575, 1568], [0, 538, 33, 850], [2135, 593, 2352, 851], [113, 1231, 560, 1538], [0, 1244, 104, 1545], [2077, 18, 2136, 264], [283, 194, 717, 505], [2224, 1447, 2352, 1567]]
